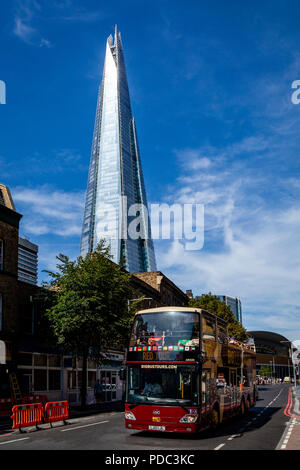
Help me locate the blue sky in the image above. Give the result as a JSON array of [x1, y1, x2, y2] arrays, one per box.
[[1, 0, 300, 340]]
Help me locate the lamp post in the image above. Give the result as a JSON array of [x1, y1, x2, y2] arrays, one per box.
[[269, 361, 273, 382]]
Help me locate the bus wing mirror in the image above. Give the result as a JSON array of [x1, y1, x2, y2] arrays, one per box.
[[119, 368, 126, 381]]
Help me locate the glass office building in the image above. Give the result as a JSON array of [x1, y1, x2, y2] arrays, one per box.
[[217, 295, 243, 324], [80, 27, 157, 273]]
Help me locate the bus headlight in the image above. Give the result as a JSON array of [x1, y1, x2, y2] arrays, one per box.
[[179, 414, 198, 423], [125, 411, 136, 420]]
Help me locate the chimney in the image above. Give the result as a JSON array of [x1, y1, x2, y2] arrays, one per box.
[[186, 289, 193, 299]]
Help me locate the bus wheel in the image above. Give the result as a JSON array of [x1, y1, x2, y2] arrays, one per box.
[[211, 406, 220, 429], [240, 399, 245, 416], [253, 388, 257, 405], [246, 397, 251, 413]]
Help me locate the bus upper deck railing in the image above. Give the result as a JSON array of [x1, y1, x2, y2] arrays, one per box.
[[229, 338, 256, 352]]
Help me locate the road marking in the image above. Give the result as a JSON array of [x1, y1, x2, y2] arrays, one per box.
[[214, 443, 225, 450], [61, 420, 109, 432], [0, 437, 29, 445]]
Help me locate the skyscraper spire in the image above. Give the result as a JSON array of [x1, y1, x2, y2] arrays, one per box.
[[80, 28, 157, 273]]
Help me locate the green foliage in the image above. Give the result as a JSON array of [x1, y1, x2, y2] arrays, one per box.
[[43, 241, 139, 408], [189, 293, 248, 342], [43, 240, 135, 355], [258, 365, 272, 377]]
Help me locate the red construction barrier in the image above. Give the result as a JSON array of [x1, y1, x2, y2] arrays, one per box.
[[0, 398, 16, 416], [11, 403, 44, 431], [22, 394, 48, 404], [44, 401, 69, 426]]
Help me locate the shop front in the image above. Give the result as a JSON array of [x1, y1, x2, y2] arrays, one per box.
[[64, 351, 125, 406]]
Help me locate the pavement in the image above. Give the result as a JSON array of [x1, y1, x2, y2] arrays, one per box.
[[276, 385, 300, 450], [0, 400, 124, 435], [68, 400, 124, 418]]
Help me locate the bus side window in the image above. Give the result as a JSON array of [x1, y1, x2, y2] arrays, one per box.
[[202, 315, 216, 340], [217, 322, 227, 344]]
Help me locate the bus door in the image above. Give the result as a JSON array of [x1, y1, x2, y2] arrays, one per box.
[[230, 369, 237, 409], [201, 370, 211, 422]]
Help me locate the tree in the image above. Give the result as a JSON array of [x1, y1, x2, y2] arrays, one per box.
[[43, 241, 136, 409], [258, 365, 272, 377], [189, 293, 248, 342]]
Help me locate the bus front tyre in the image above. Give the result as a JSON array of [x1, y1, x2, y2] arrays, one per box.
[[246, 396, 251, 413], [240, 399, 245, 416], [211, 406, 220, 429]]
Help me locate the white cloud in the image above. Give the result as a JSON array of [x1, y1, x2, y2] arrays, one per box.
[[13, 186, 85, 237], [175, 149, 212, 170], [13, 17, 36, 44], [40, 38, 52, 48], [156, 136, 300, 341], [13, 0, 51, 47], [59, 10, 102, 22]]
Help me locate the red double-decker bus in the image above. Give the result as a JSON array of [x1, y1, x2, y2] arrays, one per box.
[[124, 307, 256, 433]]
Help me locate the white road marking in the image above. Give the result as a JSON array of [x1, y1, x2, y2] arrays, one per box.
[[61, 420, 109, 432], [0, 437, 30, 445], [214, 443, 225, 450]]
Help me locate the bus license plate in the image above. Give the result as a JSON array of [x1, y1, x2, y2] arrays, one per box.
[[149, 425, 166, 431]]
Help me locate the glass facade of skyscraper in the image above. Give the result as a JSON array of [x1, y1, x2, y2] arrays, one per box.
[[80, 27, 156, 273], [217, 295, 243, 324]]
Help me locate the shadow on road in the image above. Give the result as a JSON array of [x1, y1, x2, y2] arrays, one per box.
[[129, 406, 283, 442]]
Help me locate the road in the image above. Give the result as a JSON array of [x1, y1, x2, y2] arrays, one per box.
[[0, 384, 291, 450]]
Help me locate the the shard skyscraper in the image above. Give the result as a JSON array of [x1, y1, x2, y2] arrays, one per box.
[[80, 27, 157, 273]]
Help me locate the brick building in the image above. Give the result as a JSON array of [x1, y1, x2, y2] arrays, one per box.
[[132, 271, 188, 308], [0, 185, 42, 397]]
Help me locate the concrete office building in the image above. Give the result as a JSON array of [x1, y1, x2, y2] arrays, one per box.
[[18, 237, 38, 285]]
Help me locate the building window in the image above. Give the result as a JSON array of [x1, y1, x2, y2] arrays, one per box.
[[49, 370, 61, 391], [21, 304, 34, 335], [18, 353, 32, 366], [18, 352, 62, 393], [0, 240, 3, 270], [49, 355, 61, 368], [34, 354, 47, 367], [34, 369, 47, 391]]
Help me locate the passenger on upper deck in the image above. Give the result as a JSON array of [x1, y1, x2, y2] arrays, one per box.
[[137, 329, 149, 345]]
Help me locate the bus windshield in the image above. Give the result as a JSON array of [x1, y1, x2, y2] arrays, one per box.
[[129, 312, 200, 349], [126, 364, 198, 406]]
